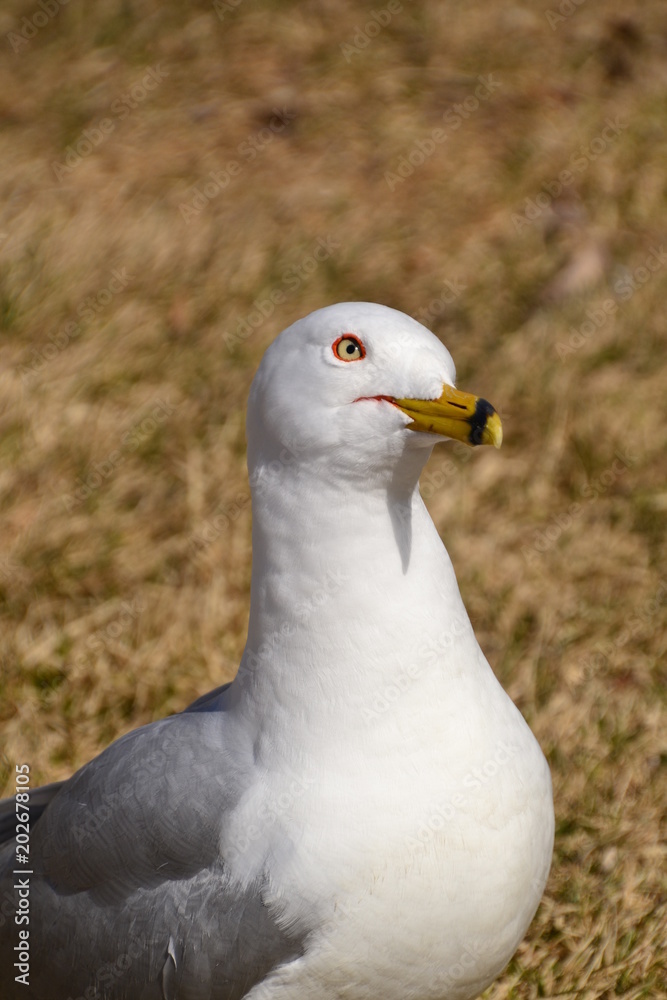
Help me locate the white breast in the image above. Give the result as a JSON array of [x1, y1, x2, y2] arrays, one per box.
[[234, 642, 554, 1000]]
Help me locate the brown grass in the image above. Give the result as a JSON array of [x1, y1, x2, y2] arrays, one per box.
[[0, 0, 665, 996]]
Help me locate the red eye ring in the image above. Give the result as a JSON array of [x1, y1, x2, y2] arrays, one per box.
[[332, 335, 366, 362]]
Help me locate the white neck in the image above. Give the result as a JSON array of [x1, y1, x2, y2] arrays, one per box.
[[229, 447, 482, 757]]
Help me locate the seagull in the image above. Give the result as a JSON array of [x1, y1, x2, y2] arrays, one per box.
[[0, 302, 554, 1000]]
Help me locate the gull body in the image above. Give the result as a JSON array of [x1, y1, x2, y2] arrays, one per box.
[[0, 302, 553, 1000]]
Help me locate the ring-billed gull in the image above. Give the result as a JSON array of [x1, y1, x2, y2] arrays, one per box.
[[0, 302, 553, 1000]]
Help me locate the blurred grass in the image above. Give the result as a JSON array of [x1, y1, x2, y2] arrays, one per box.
[[0, 0, 666, 996]]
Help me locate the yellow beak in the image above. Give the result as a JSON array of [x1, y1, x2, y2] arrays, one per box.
[[393, 384, 503, 448]]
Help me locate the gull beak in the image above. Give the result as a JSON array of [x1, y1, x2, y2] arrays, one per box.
[[392, 384, 503, 448]]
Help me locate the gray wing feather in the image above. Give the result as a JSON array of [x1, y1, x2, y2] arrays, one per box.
[[0, 695, 304, 999], [183, 682, 232, 713], [0, 781, 64, 845]]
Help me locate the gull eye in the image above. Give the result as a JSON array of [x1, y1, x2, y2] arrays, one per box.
[[333, 335, 365, 362]]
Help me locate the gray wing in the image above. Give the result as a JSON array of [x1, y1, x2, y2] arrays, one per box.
[[183, 681, 232, 713], [0, 781, 64, 844], [0, 698, 304, 1000]]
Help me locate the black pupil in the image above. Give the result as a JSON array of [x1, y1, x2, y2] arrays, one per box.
[[346, 342, 357, 354]]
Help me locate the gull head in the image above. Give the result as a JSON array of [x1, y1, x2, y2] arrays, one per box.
[[247, 302, 502, 481]]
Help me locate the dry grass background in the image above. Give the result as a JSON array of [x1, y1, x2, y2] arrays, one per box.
[[0, 0, 665, 996]]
